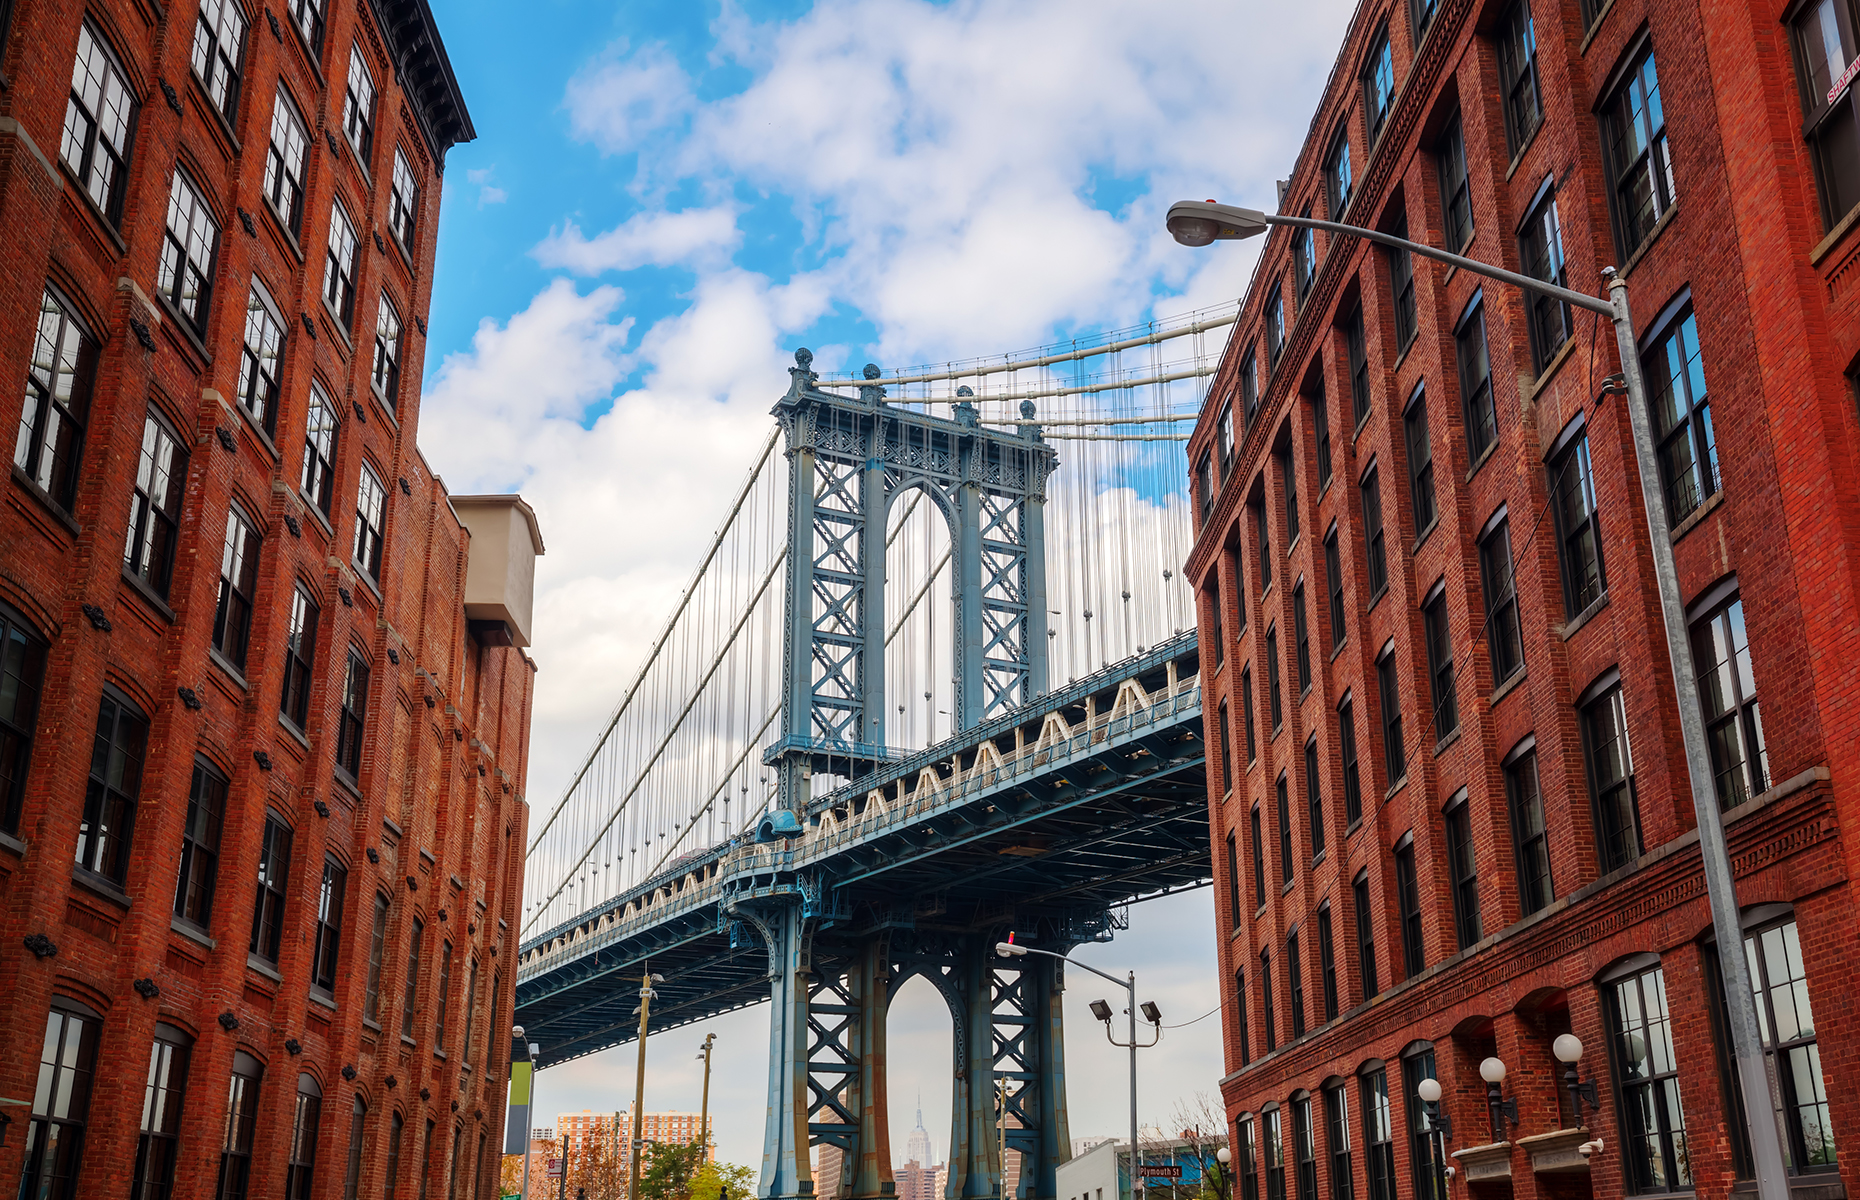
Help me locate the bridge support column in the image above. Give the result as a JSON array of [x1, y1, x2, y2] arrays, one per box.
[[861, 452, 888, 752], [1024, 487, 1049, 700], [806, 937, 896, 1200], [948, 936, 1001, 1200], [956, 481, 984, 732], [762, 903, 815, 1200], [997, 951, 1071, 1200]]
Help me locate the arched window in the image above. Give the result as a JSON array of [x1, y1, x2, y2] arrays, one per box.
[[0, 600, 48, 835], [21, 997, 103, 1200], [132, 1022, 193, 1200], [218, 1050, 264, 1199], [286, 1073, 323, 1200]]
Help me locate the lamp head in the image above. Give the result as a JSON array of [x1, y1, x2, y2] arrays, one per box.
[[1416, 1078, 1442, 1104], [1553, 1033, 1584, 1063], [1089, 999, 1114, 1023], [995, 942, 1028, 957], [1166, 200, 1271, 247], [1140, 1001, 1162, 1025], [513, 1024, 525, 1038], [1217, 1148, 1231, 1165], [1479, 1057, 1507, 1085]]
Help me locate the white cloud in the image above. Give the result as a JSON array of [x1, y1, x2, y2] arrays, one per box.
[[466, 165, 508, 206], [532, 206, 742, 274], [564, 41, 696, 153]]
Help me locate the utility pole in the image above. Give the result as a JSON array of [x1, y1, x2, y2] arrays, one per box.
[[697, 1033, 717, 1158], [628, 969, 664, 1200]]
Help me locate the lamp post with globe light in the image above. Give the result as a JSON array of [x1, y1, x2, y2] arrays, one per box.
[[1165, 197, 1788, 1200], [1415, 1079, 1452, 1200]]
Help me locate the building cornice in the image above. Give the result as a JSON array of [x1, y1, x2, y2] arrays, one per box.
[[366, 0, 477, 172]]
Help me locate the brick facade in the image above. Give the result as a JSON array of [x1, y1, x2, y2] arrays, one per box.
[[0, 0, 537, 1197], [1186, 0, 1860, 1198]]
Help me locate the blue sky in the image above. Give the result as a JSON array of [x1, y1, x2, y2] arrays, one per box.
[[415, 0, 1355, 1172]]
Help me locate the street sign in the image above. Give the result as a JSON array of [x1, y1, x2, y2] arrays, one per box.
[[547, 1158, 565, 1178]]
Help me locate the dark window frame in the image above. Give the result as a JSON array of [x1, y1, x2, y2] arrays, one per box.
[[1389, 217, 1417, 353], [1505, 742, 1554, 915], [1305, 736, 1325, 863], [78, 687, 149, 886], [1421, 586, 1457, 742], [1361, 1066, 1396, 1200], [249, 811, 293, 964], [301, 382, 339, 516], [1353, 869, 1379, 1000], [1456, 296, 1496, 461], [174, 756, 228, 932], [1518, 179, 1573, 370], [1287, 929, 1307, 1038], [264, 86, 310, 234], [211, 504, 261, 672], [17, 286, 99, 512], [280, 585, 319, 730], [1346, 308, 1371, 428], [1581, 676, 1642, 872], [1395, 837, 1424, 978], [1479, 513, 1524, 683], [1444, 792, 1481, 949], [0, 602, 47, 836], [1363, 28, 1395, 147], [62, 22, 138, 223], [1549, 423, 1606, 617], [1438, 112, 1473, 251], [1267, 623, 1284, 733], [157, 166, 221, 333], [1327, 127, 1354, 218], [237, 281, 286, 436], [1404, 385, 1435, 534], [1601, 43, 1675, 260], [1340, 693, 1363, 826], [132, 1021, 192, 1200], [286, 1072, 322, 1200], [190, 0, 248, 123], [1361, 464, 1387, 600], [1326, 1083, 1354, 1200], [1317, 901, 1339, 1021], [1689, 589, 1768, 808], [1496, 0, 1544, 155], [218, 1051, 263, 1200], [336, 649, 370, 781], [1376, 644, 1405, 786], [1642, 302, 1719, 525], [22, 997, 103, 1200], [1789, 0, 1860, 230], [1325, 526, 1346, 651], [1277, 772, 1294, 884], [1605, 962, 1691, 1193], [124, 406, 189, 600], [311, 855, 348, 994], [1312, 388, 1333, 490]]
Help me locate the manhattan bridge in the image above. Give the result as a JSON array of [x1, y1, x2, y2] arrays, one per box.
[[513, 305, 1236, 1200]]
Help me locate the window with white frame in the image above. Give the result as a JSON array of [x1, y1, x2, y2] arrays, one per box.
[[158, 168, 220, 331], [263, 89, 309, 234], [62, 22, 137, 222], [343, 46, 376, 161], [324, 201, 359, 325], [191, 0, 248, 122]]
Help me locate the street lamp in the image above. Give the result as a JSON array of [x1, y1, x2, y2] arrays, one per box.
[[1415, 1079, 1451, 1200], [996, 941, 1161, 1200], [1167, 197, 1790, 1200], [1476, 1058, 1517, 1145], [1213, 1144, 1233, 1200], [1552, 1035, 1599, 1128]]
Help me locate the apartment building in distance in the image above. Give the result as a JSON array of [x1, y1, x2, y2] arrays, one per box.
[[0, 0, 543, 1196], [558, 1109, 717, 1168], [1188, 0, 1860, 1199]]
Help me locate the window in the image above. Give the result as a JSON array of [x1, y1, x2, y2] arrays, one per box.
[[1243, 667, 1259, 763], [280, 587, 319, 729], [1444, 795, 1480, 948], [1745, 919, 1835, 1172], [1497, 0, 1542, 154], [1402, 1047, 1441, 1200], [373, 293, 403, 409], [462, 957, 480, 1064], [337, 650, 370, 779], [174, 758, 227, 931], [132, 1023, 192, 1200], [402, 916, 425, 1040], [1361, 1068, 1395, 1200], [1519, 184, 1572, 369], [1438, 114, 1472, 251], [1267, 625, 1284, 732], [124, 409, 188, 600], [1608, 964, 1690, 1191], [1791, 0, 1860, 228], [1317, 903, 1338, 1021], [1478, 518, 1522, 684], [1257, 502, 1273, 594], [355, 464, 388, 578], [345, 1096, 367, 1200], [1404, 391, 1434, 533], [1457, 300, 1495, 460], [1212, 586, 1227, 668], [421, 1120, 435, 1200], [1219, 702, 1234, 796], [217, 1052, 263, 1200], [77, 690, 148, 885], [1265, 1107, 1287, 1200], [1505, 746, 1554, 915], [62, 23, 137, 221], [1691, 593, 1768, 807], [1243, 352, 1260, 429], [387, 1112, 404, 1200], [365, 893, 391, 1024], [210, 506, 261, 672], [236, 284, 285, 436], [1295, 219, 1317, 303], [1583, 679, 1641, 872], [158, 169, 219, 331], [1287, 931, 1306, 1037], [1353, 870, 1378, 999], [1268, 284, 1287, 370], [326, 201, 360, 325], [1603, 48, 1675, 257], [1306, 738, 1324, 862], [1325, 1085, 1353, 1200], [1219, 402, 1236, 480], [1312, 390, 1332, 489], [1291, 1098, 1318, 1200], [191, 0, 247, 121], [1396, 837, 1424, 978], [286, 1073, 322, 1200], [1550, 428, 1605, 616], [23, 999, 102, 1200], [390, 148, 421, 249], [1241, 1117, 1260, 1200], [0, 604, 46, 836], [436, 940, 454, 1050], [16, 288, 98, 513], [1235, 969, 1250, 1066], [1251, 804, 1267, 907], [264, 89, 310, 233], [313, 856, 347, 993], [1376, 646, 1404, 785], [1326, 127, 1353, 217], [1277, 773, 1294, 884], [1339, 694, 1362, 825], [289, 0, 323, 51], [303, 382, 338, 514], [1422, 590, 1456, 741], [1197, 454, 1214, 528], [250, 812, 292, 963], [1360, 466, 1387, 598], [1346, 308, 1370, 428], [1325, 529, 1346, 650], [344, 46, 376, 160], [1227, 833, 1243, 921], [1363, 29, 1394, 146], [1261, 951, 1276, 1052], [1644, 307, 1718, 524], [1389, 220, 1416, 353], [1282, 447, 1300, 545]]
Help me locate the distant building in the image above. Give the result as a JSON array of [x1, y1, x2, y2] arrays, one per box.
[[1056, 1138, 1218, 1200], [906, 1098, 935, 1172], [554, 1109, 716, 1170]]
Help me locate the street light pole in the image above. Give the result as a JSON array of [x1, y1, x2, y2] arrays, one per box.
[[697, 1034, 717, 1159], [628, 970, 665, 1200], [1166, 199, 1790, 1200]]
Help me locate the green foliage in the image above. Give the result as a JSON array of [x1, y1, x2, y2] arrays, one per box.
[[690, 1159, 758, 1200], [638, 1138, 712, 1200]]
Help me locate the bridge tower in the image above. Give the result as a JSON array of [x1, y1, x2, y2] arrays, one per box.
[[754, 351, 1063, 1200]]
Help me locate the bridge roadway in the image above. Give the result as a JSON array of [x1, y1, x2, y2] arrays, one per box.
[[514, 631, 1207, 1198]]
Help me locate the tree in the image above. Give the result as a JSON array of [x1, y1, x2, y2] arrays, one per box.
[[638, 1137, 710, 1200], [501, 1154, 525, 1198], [566, 1127, 628, 1200], [690, 1160, 758, 1200], [1170, 1093, 1232, 1200]]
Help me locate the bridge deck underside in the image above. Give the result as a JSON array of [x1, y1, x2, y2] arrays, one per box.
[[517, 704, 1207, 1068]]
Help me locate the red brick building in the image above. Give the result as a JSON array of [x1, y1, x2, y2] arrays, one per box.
[[0, 0, 540, 1196], [1187, 0, 1860, 1198]]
